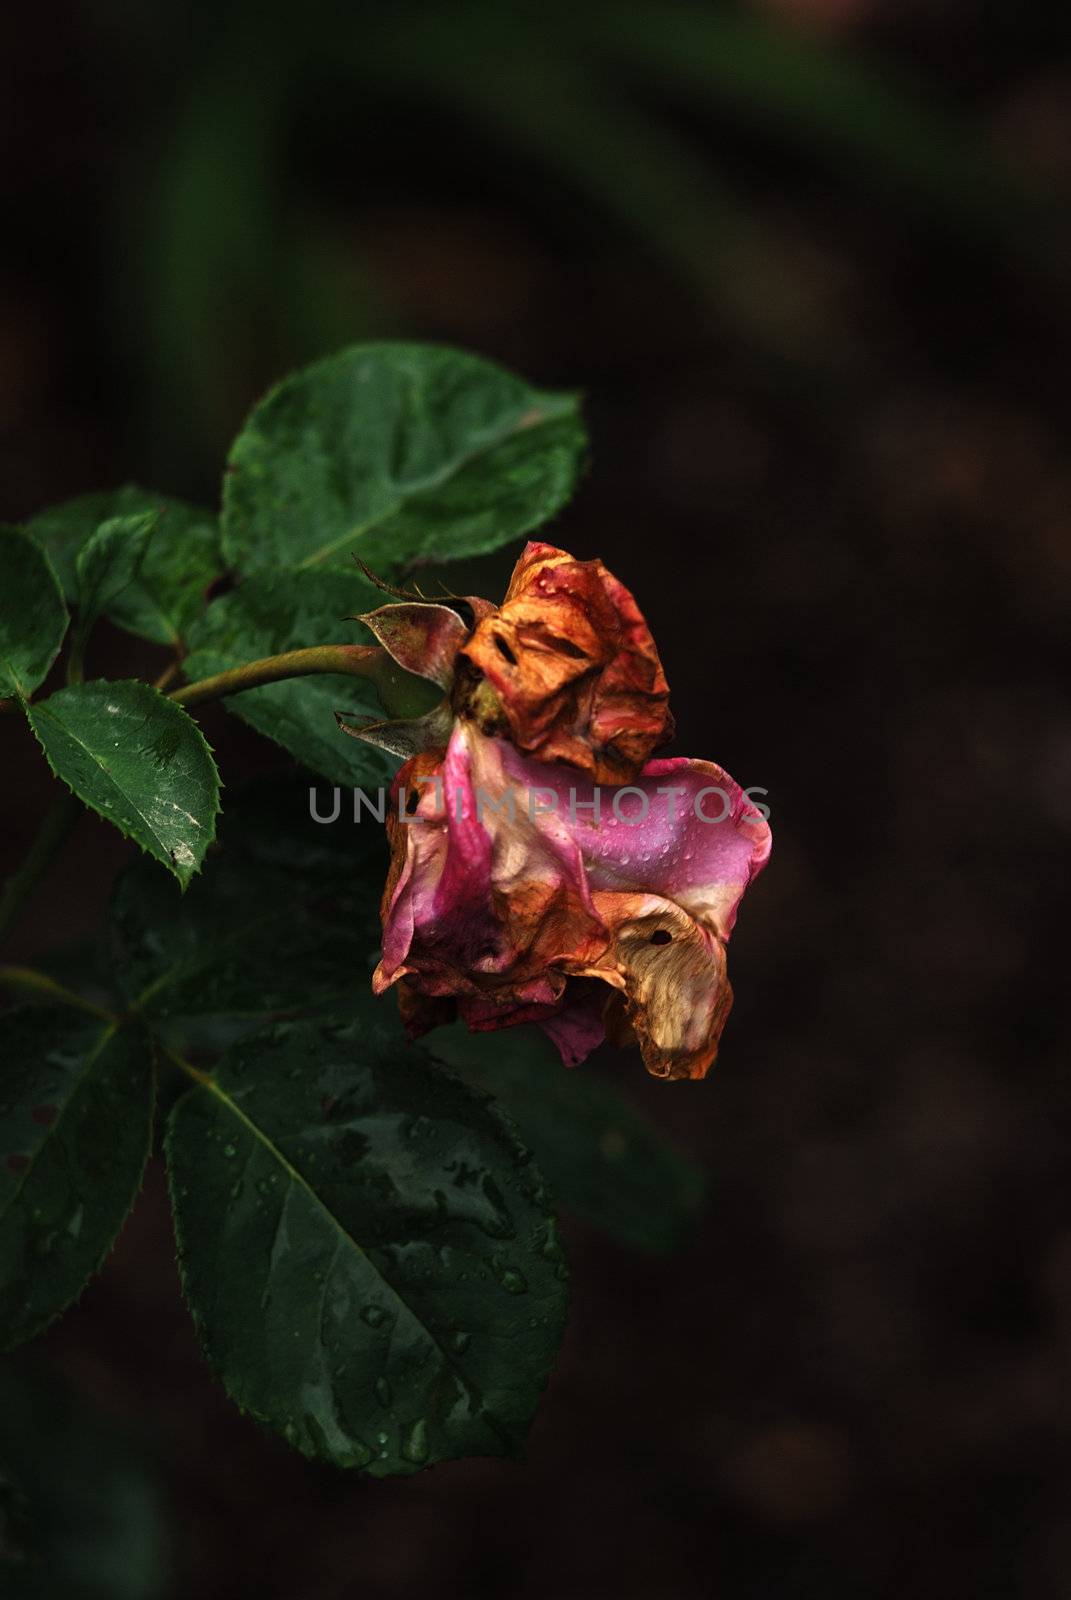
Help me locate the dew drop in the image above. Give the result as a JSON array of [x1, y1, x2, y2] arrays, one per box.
[[401, 1417, 430, 1465], [540, 1229, 564, 1262]]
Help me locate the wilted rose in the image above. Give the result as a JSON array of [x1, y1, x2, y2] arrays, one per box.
[[340, 541, 770, 1079]]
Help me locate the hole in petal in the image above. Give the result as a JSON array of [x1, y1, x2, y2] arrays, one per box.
[[649, 929, 673, 946], [548, 635, 589, 660], [493, 634, 517, 665], [404, 788, 421, 815]]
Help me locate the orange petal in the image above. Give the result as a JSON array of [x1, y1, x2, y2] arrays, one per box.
[[455, 542, 672, 782]]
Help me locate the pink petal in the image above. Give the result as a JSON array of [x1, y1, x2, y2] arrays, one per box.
[[493, 744, 771, 938], [374, 723, 770, 1080]]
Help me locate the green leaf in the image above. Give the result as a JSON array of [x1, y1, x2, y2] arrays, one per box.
[[109, 775, 385, 1024], [26, 681, 220, 887], [26, 487, 221, 648], [72, 514, 158, 657], [0, 1010, 154, 1351], [221, 343, 585, 577], [0, 1359, 167, 1599], [166, 1014, 567, 1474], [184, 567, 399, 786], [0, 528, 68, 701], [428, 1024, 705, 1253]]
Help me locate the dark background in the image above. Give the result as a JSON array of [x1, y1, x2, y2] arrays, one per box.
[[4, 1, 1071, 1595]]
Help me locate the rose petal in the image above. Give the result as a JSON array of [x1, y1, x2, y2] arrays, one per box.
[[374, 723, 608, 1014], [455, 542, 672, 782], [374, 723, 770, 1080]]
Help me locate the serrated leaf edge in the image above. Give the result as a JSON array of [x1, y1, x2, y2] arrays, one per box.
[[220, 341, 586, 576], [0, 1010, 157, 1352], [162, 1040, 567, 1474], [23, 681, 222, 890], [0, 526, 70, 700]]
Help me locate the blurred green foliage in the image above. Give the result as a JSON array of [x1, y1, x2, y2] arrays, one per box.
[[0, 1359, 167, 1599], [105, 0, 1058, 478]]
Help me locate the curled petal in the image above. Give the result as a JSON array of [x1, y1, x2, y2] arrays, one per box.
[[493, 745, 771, 941], [375, 724, 608, 1017], [374, 723, 770, 1080], [573, 894, 734, 1080], [455, 541, 672, 782]]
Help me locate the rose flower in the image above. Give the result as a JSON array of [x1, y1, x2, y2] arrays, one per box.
[[454, 541, 673, 784], [341, 542, 770, 1080]]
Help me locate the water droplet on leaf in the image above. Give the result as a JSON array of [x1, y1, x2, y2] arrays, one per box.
[[401, 1418, 429, 1465]]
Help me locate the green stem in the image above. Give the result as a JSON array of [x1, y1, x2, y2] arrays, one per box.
[[0, 961, 213, 1087], [168, 643, 386, 709], [160, 1043, 214, 1087], [0, 965, 114, 1021], [0, 644, 401, 945], [0, 793, 81, 946], [66, 628, 87, 686], [152, 657, 183, 692]]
